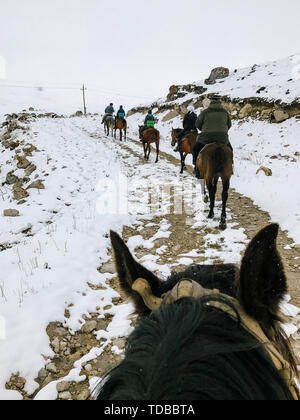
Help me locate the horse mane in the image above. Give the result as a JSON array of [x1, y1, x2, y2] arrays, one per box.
[[97, 297, 294, 400]]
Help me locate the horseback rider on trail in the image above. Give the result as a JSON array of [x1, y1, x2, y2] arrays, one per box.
[[101, 103, 115, 124], [115, 105, 126, 128], [192, 95, 233, 176], [140, 110, 155, 138], [174, 105, 197, 152]]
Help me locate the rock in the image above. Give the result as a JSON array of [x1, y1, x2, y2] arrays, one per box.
[[3, 209, 20, 217], [16, 156, 31, 169], [26, 180, 45, 190], [272, 110, 289, 123], [203, 98, 211, 109], [76, 390, 90, 401], [166, 85, 180, 102], [256, 166, 272, 176], [85, 364, 93, 372], [25, 164, 37, 176], [51, 337, 60, 353], [239, 104, 252, 119], [23, 144, 38, 156], [45, 362, 58, 374], [56, 381, 72, 393], [5, 171, 23, 186], [81, 320, 97, 334], [205, 67, 229, 85], [75, 110, 83, 117], [38, 368, 48, 381], [99, 261, 116, 274], [59, 391, 72, 400], [13, 185, 29, 200], [161, 109, 180, 122], [112, 337, 127, 349]]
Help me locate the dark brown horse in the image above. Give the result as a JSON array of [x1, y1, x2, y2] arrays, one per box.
[[114, 118, 127, 141], [196, 143, 233, 230], [171, 128, 197, 174], [139, 126, 160, 163]]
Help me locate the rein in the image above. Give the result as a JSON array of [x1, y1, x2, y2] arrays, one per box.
[[133, 277, 299, 400]]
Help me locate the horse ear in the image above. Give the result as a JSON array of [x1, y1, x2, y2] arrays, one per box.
[[238, 224, 287, 324], [110, 231, 163, 315]]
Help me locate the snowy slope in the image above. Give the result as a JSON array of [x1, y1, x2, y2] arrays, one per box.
[[159, 54, 300, 107]]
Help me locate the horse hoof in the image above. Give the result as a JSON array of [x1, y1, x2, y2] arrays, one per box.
[[207, 213, 214, 219], [219, 222, 227, 230], [204, 196, 209, 204]]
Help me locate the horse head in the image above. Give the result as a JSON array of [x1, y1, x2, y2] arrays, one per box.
[[96, 224, 299, 400]]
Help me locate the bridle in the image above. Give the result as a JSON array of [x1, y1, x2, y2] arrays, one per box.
[[132, 278, 299, 400]]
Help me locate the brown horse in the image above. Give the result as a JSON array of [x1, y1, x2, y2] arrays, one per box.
[[171, 128, 197, 174], [114, 118, 127, 141], [196, 143, 233, 230], [104, 115, 114, 137], [139, 126, 160, 163]]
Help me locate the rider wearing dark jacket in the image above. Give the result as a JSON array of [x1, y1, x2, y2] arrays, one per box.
[[144, 110, 155, 127], [101, 103, 115, 124], [192, 97, 233, 169], [174, 105, 197, 151], [116, 106, 126, 118]]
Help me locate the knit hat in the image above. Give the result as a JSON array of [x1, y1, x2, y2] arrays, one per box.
[[187, 105, 195, 113]]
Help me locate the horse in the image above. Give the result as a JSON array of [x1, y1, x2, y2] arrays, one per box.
[[114, 118, 127, 141], [104, 115, 115, 137], [196, 143, 233, 230], [96, 224, 299, 400], [139, 126, 160, 163], [171, 128, 197, 174]]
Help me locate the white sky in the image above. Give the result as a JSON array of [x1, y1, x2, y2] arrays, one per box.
[[0, 0, 300, 108]]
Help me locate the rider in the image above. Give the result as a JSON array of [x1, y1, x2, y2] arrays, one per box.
[[115, 105, 126, 128], [192, 95, 233, 176], [140, 110, 155, 138], [101, 103, 115, 124], [174, 105, 197, 152]]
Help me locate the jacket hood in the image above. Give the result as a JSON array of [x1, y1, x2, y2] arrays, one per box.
[[209, 100, 223, 110]]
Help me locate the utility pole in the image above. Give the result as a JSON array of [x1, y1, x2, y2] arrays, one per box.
[[81, 84, 87, 115]]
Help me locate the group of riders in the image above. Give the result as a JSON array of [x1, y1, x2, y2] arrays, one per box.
[[101, 103, 126, 128], [101, 95, 233, 176]]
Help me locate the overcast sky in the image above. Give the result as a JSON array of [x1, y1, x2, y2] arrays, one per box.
[[0, 0, 300, 107]]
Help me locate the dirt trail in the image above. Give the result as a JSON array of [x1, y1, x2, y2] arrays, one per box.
[[7, 126, 299, 400]]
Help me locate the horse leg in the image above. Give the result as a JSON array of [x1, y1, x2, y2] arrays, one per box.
[[120, 129, 122, 142], [220, 179, 229, 230], [124, 129, 127, 141], [143, 141, 147, 159], [147, 145, 151, 161], [180, 152, 184, 174], [207, 178, 216, 219], [155, 141, 159, 163]]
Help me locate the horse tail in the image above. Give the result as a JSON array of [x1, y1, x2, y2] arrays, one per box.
[[155, 129, 160, 142], [212, 147, 226, 173]]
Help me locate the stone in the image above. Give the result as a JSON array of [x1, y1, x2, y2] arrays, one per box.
[[239, 104, 252, 119], [25, 164, 37, 176], [81, 320, 97, 334], [76, 390, 90, 401], [13, 186, 29, 200], [26, 180, 45, 190], [273, 110, 289, 123], [56, 381, 72, 393], [99, 261, 116, 274], [38, 368, 48, 381], [16, 155, 31, 169], [205, 67, 229, 85], [46, 362, 58, 374], [162, 109, 180, 122], [59, 391, 72, 400], [256, 166, 272, 176], [6, 171, 23, 186], [3, 209, 20, 217]]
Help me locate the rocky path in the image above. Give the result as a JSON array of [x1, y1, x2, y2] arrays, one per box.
[[4, 119, 300, 399]]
